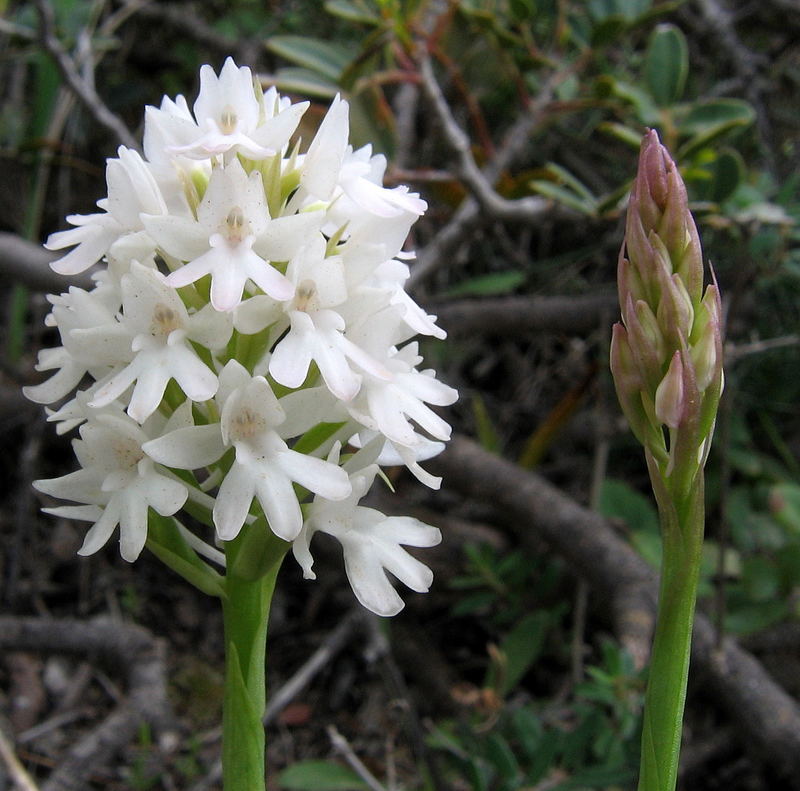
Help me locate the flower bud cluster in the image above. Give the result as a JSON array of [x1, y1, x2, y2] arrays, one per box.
[[26, 58, 457, 616], [610, 130, 723, 482]]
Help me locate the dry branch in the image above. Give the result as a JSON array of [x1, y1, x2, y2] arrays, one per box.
[[432, 292, 619, 337], [430, 435, 800, 786], [0, 617, 170, 791]]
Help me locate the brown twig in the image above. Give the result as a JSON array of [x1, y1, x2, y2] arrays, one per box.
[[431, 292, 619, 337], [429, 436, 800, 785], [33, 0, 140, 152], [0, 617, 170, 791]]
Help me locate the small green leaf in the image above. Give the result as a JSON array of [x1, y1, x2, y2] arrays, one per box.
[[146, 513, 225, 598], [267, 36, 352, 82], [324, 0, 381, 25], [485, 733, 519, 779], [644, 24, 688, 106], [677, 99, 755, 157], [279, 760, 370, 791], [472, 394, 502, 454], [270, 67, 340, 99], [486, 611, 550, 695], [692, 148, 745, 203]]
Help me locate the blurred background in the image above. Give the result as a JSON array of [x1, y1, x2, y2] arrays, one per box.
[[2, 1, 800, 789]]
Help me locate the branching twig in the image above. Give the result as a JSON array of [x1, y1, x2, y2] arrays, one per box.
[[0, 617, 170, 791], [0, 725, 41, 791], [326, 725, 387, 791], [34, 0, 140, 152]]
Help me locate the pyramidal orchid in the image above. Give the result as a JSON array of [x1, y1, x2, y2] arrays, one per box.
[[26, 58, 456, 791]]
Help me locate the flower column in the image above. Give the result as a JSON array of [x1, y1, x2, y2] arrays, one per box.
[[610, 130, 723, 791]]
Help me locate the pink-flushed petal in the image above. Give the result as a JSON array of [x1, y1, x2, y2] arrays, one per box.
[[142, 424, 226, 469], [214, 462, 256, 541], [278, 449, 351, 500], [252, 466, 303, 541]]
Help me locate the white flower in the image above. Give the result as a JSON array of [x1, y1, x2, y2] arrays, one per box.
[[293, 465, 441, 616], [34, 412, 187, 561], [45, 147, 165, 275], [23, 285, 130, 405], [163, 57, 308, 161], [89, 262, 230, 422], [268, 236, 390, 400], [143, 159, 321, 311], [143, 361, 351, 542]]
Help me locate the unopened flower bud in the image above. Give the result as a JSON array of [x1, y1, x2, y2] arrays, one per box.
[[655, 351, 685, 429]]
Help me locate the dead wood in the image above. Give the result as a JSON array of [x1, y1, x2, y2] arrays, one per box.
[[0, 616, 171, 791], [430, 435, 800, 786]]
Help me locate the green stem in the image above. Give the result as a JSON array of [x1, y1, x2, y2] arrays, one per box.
[[221, 530, 286, 791], [637, 477, 705, 791]]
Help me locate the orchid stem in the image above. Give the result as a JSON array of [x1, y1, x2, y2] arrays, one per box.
[[637, 471, 705, 791], [221, 529, 285, 791]]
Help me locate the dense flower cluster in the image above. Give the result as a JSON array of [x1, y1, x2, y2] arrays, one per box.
[[26, 58, 456, 616]]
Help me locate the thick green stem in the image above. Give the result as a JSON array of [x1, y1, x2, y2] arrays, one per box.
[[637, 477, 705, 791], [221, 530, 285, 791]]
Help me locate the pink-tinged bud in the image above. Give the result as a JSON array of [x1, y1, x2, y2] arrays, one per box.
[[655, 351, 685, 429], [634, 129, 670, 231], [610, 323, 648, 441], [690, 283, 723, 391], [624, 296, 665, 390], [657, 272, 694, 343]]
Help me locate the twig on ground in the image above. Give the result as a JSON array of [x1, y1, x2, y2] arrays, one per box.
[[0, 617, 171, 791], [0, 723, 41, 791], [33, 0, 139, 152], [430, 436, 800, 787], [326, 725, 387, 791]]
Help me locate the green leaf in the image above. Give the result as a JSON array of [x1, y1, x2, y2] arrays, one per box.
[[485, 733, 519, 780], [278, 760, 369, 791], [486, 611, 550, 696], [270, 67, 340, 99], [677, 99, 755, 157], [692, 148, 745, 203], [599, 479, 659, 535], [324, 0, 381, 24], [146, 514, 225, 598], [266, 36, 352, 82], [472, 394, 502, 454], [445, 270, 526, 297], [644, 24, 688, 106]]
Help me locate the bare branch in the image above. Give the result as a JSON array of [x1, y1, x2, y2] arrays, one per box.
[[34, 0, 140, 152], [432, 292, 619, 337], [0, 617, 171, 791], [429, 436, 800, 785], [0, 232, 93, 293], [418, 57, 556, 224]]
